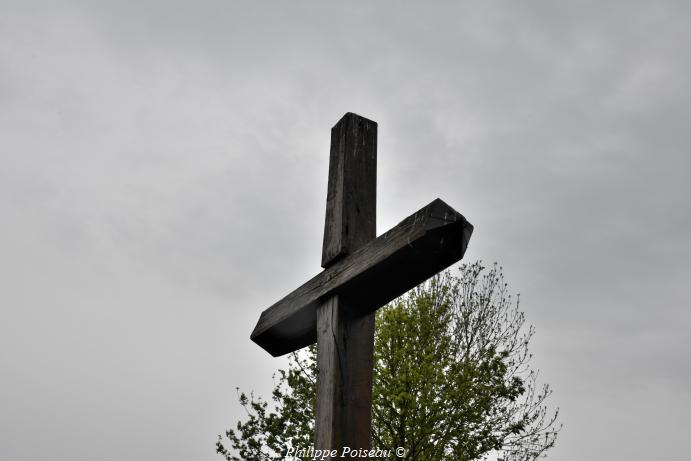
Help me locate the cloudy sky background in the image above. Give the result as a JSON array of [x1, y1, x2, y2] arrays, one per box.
[[2, 1, 690, 460]]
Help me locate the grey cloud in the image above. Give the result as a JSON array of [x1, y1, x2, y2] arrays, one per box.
[[2, 1, 689, 461]]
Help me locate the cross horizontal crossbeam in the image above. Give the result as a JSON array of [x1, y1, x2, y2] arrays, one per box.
[[251, 198, 473, 357]]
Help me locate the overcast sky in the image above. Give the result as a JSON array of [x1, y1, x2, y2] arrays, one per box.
[[2, 1, 690, 460]]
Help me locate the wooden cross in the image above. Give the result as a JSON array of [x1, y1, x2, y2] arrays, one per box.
[[250, 112, 473, 458]]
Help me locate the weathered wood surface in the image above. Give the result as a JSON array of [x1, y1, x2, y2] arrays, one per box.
[[250, 198, 474, 357], [315, 112, 377, 456], [321, 113, 377, 268], [315, 295, 375, 456]]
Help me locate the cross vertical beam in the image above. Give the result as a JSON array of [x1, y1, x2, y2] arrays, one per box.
[[315, 113, 377, 457]]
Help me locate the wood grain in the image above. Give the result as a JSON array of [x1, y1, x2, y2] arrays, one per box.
[[321, 113, 377, 268]]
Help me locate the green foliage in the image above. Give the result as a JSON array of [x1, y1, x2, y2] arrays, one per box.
[[216, 346, 317, 461], [217, 262, 561, 460]]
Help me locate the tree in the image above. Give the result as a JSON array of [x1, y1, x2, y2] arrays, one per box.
[[217, 262, 561, 460]]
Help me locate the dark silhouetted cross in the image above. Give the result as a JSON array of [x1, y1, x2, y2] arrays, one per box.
[[251, 112, 473, 459]]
